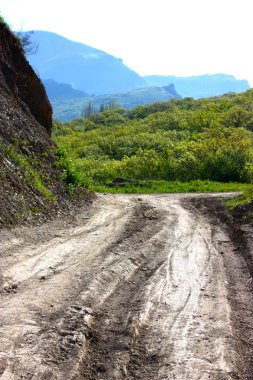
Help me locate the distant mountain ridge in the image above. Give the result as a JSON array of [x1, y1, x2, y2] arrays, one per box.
[[43, 79, 87, 100], [50, 83, 181, 121], [24, 30, 251, 121], [26, 31, 146, 95], [144, 74, 250, 98], [83, 83, 181, 110]]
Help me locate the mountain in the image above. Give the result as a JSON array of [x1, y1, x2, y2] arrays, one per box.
[[144, 74, 250, 98], [82, 84, 181, 110], [43, 79, 88, 100], [50, 84, 181, 121], [26, 31, 146, 95]]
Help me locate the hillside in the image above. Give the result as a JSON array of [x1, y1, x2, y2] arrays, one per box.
[[0, 20, 91, 227], [26, 31, 146, 95], [43, 79, 88, 100], [144, 74, 250, 98], [53, 90, 253, 193], [82, 84, 181, 111], [50, 83, 181, 122]]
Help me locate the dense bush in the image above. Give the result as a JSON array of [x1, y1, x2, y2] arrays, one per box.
[[53, 90, 253, 190]]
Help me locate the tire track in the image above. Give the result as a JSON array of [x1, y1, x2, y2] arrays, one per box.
[[0, 193, 252, 379]]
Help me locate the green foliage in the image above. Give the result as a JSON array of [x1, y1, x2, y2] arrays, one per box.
[[53, 90, 253, 196], [225, 187, 253, 209], [89, 108, 127, 126], [93, 180, 251, 194], [55, 147, 91, 193], [4, 145, 55, 201]]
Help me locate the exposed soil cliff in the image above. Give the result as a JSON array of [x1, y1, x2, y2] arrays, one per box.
[[0, 23, 52, 133], [0, 21, 92, 227]]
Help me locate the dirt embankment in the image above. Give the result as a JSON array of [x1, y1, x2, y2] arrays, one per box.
[[0, 22, 93, 227], [0, 23, 52, 133], [0, 193, 252, 379]]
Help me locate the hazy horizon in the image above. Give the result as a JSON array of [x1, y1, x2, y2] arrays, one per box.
[[1, 0, 252, 86]]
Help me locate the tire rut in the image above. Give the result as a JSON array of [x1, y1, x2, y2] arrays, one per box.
[[79, 203, 170, 379], [0, 193, 252, 379]]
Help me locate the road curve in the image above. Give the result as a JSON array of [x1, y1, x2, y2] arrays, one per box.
[[0, 193, 252, 379]]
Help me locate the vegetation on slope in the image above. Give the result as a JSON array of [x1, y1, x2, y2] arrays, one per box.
[[53, 90, 253, 199], [0, 17, 93, 227], [48, 83, 181, 122]]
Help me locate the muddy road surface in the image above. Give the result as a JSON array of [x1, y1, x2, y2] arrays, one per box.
[[0, 194, 253, 379]]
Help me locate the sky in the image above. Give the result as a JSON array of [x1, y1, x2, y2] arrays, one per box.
[[1, 0, 252, 85]]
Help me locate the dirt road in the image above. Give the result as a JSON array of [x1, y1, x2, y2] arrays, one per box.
[[0, 194, 253, 379]]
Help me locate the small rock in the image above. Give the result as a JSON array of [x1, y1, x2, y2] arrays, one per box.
[[84, 307, 93, 315], [73, 305, 82, 311]]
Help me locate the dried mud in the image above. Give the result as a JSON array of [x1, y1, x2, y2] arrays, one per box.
[[0, 193, 252, 379]]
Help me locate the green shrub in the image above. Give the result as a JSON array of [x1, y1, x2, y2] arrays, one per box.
[[52, 90, 253, 199]]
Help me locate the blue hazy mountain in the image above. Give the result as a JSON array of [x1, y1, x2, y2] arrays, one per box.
[[27, 31, 146, 95], [26, 31, 250, 99], [83, 83, 181, 110], [43, 79, 88, 100], [144, 74, 250, 98], [51, 83, 181, 122]]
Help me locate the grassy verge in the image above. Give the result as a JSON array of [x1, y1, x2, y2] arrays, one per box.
[[225, 187, 253, 209], [5, 145, 55, 201], [91, 179, 251, 195]]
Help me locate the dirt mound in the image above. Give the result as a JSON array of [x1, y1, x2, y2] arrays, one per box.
[[0, 21, 93, 227]]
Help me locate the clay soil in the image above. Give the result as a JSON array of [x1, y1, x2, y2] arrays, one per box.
[[0, 193, 253, 379]]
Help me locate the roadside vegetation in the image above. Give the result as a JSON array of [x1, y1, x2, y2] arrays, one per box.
[[53, 90, 253, 204]]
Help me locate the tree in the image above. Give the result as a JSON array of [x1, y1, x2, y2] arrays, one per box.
[[16, 31, 38, 55], [99, 101, 120, 113], [99, 104, 105, 113], [81, 102, 95, 118]]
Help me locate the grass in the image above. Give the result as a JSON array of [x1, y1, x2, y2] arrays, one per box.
[[225, 187, 253, 209], [6, 146, 55, 202], [91, 179, 252, 195], [95, 179, 253, 211]]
